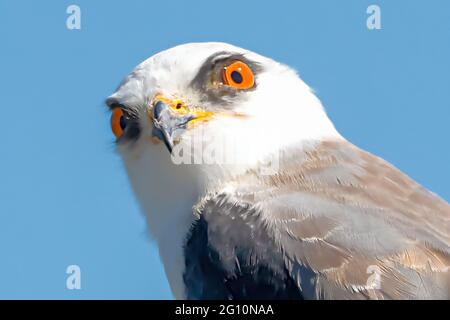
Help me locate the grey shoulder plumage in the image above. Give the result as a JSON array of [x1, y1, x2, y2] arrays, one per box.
[[186, 140, 450, 300]]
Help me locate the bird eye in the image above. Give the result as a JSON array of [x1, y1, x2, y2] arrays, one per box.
[[222, 61, 254, 90], [111, 108, 127, 139]]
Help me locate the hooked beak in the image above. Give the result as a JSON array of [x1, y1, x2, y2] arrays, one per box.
[[151, 100, 193, 152], [150, 96, 213, 153]]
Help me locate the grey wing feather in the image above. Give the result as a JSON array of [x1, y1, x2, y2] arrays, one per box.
[[201, 139, 450, 299]]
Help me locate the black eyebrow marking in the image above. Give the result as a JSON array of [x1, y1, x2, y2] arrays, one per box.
[[190, 51, 264, 107], [191, 51, 263, 87], [105, 97, 142, 143], [105, 97, 124, 110], [105, 97, 140, 118]]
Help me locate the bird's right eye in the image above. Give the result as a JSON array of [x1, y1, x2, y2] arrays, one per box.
[[111, 108, 127, 139]]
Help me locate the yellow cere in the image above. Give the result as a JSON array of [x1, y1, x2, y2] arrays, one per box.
[[150, 94, 247, 129], [151, 95, 214, 128], [152, 95, 190, 115]]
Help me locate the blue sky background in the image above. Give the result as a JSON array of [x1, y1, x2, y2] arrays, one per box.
[[0, 0, 449, 299]]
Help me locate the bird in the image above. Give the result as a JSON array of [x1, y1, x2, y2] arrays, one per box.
[[106, 42, 450, 300]]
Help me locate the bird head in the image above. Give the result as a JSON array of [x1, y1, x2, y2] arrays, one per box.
[[107, 42, 339, 181]]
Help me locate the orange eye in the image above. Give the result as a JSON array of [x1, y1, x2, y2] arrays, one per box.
[[222, 61, 254, 90], [111, 108, 126, 139]]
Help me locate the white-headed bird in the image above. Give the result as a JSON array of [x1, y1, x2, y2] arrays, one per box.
[[106, 42, 450, 299]]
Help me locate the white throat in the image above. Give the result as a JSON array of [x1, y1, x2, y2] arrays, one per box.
[[121, 140, 210, 299]]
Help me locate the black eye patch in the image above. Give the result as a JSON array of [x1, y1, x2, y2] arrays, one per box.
[[106, 101, 142, 143], [189, 51, 263, 108]]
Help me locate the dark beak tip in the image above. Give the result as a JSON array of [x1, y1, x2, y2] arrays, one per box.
[[151, 127, 173, 153]]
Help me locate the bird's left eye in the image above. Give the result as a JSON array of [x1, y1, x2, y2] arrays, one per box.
[[222, 61, 254, 90], [111, 108, 127, 139]]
